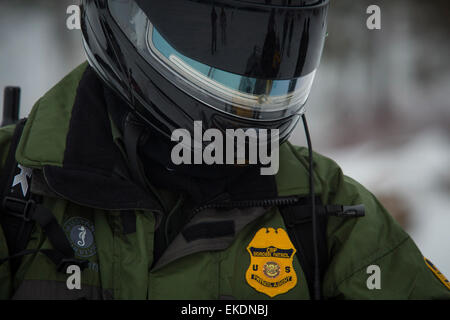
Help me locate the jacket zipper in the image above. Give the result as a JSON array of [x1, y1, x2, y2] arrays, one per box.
[[191, 196, 301, 216]]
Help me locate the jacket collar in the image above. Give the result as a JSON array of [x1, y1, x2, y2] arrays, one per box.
[[16, 63, 320, 211], [16, 63, 160, 211]]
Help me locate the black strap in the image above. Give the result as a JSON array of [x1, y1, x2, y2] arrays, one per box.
[[2, 87, 21, 127], [0, 119, 88, 273], [123, 113, 149, 190], [0, 119, 34, 272], [32, 205, 78, 260], [279, 197, 329, 300], [280, 199, 366, 299], [120, 210, 137, 235]]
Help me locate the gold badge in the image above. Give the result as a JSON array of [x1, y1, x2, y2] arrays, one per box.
[[424, 257, 450, 290], [246, 228, 298, 297]]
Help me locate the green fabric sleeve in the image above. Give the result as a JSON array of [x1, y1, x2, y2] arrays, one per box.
[[323, 172, 450, 299]]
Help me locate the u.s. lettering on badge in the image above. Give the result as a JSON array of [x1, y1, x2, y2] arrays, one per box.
[[246, 227, 298, 297]]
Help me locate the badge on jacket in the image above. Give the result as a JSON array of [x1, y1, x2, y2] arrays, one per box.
[[246, 228, 298, 297], [63, 217, 97, 258]]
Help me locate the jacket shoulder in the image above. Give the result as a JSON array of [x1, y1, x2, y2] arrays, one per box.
[[276, 141, 343, 199], [307, 149, 450, 299], [279, 142, 450, 299], [16, 62, 88, 169]]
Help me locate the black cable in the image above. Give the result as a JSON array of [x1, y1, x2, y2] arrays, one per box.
[[301, 114, 321, 300]]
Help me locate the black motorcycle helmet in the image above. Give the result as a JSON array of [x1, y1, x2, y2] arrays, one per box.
[[80, 0, 329, 144]]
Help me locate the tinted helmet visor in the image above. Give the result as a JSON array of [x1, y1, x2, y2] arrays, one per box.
[[108, 0, 329, 121]]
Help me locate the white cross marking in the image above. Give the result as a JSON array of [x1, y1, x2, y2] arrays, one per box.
[[12, 165, 32, 196]]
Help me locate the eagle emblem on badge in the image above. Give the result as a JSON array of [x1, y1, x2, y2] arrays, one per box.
[[263, 261, 281, 278], [246, 228, 298, 298]]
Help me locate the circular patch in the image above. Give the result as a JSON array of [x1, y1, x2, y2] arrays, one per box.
[[63, 217, 96, 258], [263, 261, 281, 279]]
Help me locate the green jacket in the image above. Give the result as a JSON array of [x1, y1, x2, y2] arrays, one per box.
[[0, 63, 449, 300]]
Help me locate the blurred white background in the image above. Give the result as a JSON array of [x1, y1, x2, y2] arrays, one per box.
[[0, 0, 449, 275]]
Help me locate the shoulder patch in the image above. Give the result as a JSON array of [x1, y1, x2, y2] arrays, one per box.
[[12, 164, 32, 196], [424, 257, 450, 290], [63, 217, 97, 258], [246, 228, 297, 298]]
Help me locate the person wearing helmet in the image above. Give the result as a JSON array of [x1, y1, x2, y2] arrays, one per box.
[[0, 0, 449, 300]]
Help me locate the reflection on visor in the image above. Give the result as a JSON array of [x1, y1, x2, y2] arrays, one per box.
[[146, 25, 316, 112], [108, 0, 318, 119]]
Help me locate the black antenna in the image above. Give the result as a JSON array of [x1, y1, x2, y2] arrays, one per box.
[[301, 113, 322, 300], [2, 87, 21, 126]]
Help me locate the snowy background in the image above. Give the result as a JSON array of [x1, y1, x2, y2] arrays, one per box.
[[0, 0, 449, 276]]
